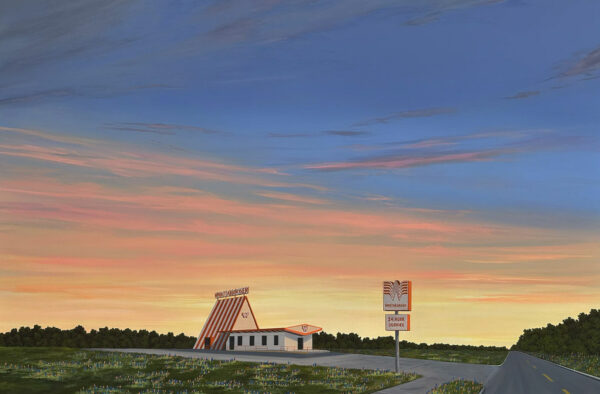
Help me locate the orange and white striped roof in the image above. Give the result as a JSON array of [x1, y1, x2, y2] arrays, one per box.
[[193, 295, 257, 350]]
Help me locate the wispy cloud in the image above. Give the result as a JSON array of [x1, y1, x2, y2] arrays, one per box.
[[255, 191, 328, 205], [352, 107, 456, 127], [268, 130, 369, 138], [306, 150, 499, 171], [403, 0, 506, 26], [504, 90, 540, 100], [560, 44, 600, 78], [306, 131, 593, 171], [0, 89, 74, 106], [268, 132, 313, 138], [323, 130, 370, 137], [0, 125, 324, 191], [456, 292, 595, 304], [104, 122, 222, 136], [0, 84, 174, 107]]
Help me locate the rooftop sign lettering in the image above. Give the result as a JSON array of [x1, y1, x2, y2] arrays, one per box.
[[215, 286, 249, 299]]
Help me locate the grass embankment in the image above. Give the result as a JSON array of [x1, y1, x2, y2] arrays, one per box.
[[532, 353, 600, 378], [427, 379, 483, 393], [0, 347, 419, 393], [329, 348, 507, 365]]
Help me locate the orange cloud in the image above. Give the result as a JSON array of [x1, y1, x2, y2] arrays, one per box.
[[2, 126, 599, 346]]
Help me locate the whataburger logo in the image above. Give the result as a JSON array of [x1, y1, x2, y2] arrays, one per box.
[[241, 312, 249, 318], [301, 324, 308, 332], [383, 280, 409, 300]]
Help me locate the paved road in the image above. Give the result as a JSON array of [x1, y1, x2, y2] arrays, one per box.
[[484, 351, 600, 394], [93, 348, 496, 393]]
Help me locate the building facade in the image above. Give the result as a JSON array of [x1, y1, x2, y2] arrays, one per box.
[[193, 289, 321, 351]]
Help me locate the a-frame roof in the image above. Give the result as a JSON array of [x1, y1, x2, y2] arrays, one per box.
[[193, 295, 257, 350]]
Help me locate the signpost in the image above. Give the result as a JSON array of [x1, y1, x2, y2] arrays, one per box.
[[383, 280, 412, 373]]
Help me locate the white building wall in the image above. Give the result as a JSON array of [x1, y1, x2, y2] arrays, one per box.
[[283, 332, 297, 350], [283, 332, 313, 350], [303, 334, 313, 350], [226, 332, 313, 351]]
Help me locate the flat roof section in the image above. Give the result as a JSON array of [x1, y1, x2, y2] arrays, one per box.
[[228, 324, 322, 336]]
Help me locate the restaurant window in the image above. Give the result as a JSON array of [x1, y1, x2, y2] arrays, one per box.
[[250, 336, 255, 346], [262, 335, 267, 346]]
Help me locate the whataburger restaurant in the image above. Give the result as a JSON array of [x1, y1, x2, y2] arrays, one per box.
[[193, 287, 322, 351]]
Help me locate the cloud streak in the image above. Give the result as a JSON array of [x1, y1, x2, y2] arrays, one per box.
[[104, 122, 222, 136], [504, 90, 540, 100], [352, 107, 456, 127], [268, 130, 370, 138], [307, 131, 592, 171], [306, 150, 498, 171], [0, 125, 325, 191], [560, 45, 600, 78]]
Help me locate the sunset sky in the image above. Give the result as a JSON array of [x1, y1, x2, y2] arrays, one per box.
[[1, 0, 599, 347]]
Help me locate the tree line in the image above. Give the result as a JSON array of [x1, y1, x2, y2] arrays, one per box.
[[313, 331, 507, 351], [513, 309, 599, 354], [1, 325, 510, 351], [0, 325, 195, 348]]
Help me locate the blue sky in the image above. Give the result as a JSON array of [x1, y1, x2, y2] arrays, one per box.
[[2, 0, 598, 227], [1, 0, 599, 343]]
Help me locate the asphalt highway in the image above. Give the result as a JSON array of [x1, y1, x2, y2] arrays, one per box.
[[484, 351, 600, 394]]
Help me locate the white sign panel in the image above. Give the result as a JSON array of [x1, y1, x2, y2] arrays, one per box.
[[383, 280, 412, 311], [385, 314, 410, 331]]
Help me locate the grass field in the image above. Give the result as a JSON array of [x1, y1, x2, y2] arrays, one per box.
[[0, 347, 419, 393], [532, 353, 600, 378], [329, 348, 507, 365], [427, 379, 483, 394]]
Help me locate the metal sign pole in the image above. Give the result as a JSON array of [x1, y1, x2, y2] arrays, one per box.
[[384, 280, 410, 374], [395, 310, 399, 373]]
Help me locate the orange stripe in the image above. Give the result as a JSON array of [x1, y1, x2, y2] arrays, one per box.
[[220, 296, 245, 347], [195, 299, 219, 349], [205, 298, 232, 347], [201, 298, 228, 349], [208, 296, 239, 347], [408, 281, 412, 311], [218, 297, 244, 349], [194, 299, 221, 349], [213, 297, 239, 349]]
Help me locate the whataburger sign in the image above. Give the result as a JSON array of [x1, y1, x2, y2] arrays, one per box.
[[383, 280, 412, 373], [215, 286, 249, 299], [383, 280, 412, 311]]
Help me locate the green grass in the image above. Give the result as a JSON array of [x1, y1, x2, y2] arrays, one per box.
[[329, 348, 507, 365], [427, 379, 483, 394], [0, 347, 419, 393], [532, 353, 600, 378]]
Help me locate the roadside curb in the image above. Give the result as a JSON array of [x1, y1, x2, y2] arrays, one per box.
[[513, 351, 600, 383], [479, 351, 509, 394], [544, 358, 600, 382]]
